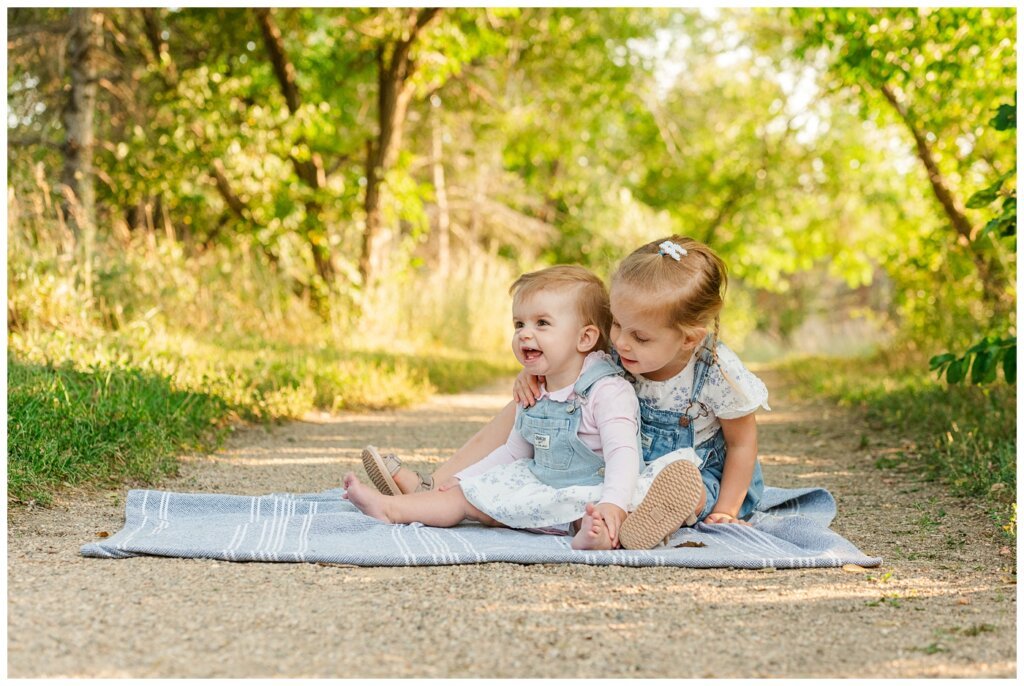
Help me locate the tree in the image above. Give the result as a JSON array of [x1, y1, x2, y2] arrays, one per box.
[[60, 8, 103, 244], [425, 7, 671, 269], [255, 7, 333, 310], [788, 8, 1016, 311], [359, 8, 443, 286], [930, 97, 1016, 386]]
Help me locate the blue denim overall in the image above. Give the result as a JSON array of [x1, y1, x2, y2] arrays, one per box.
[[516, 356, 642, 489], [632, 341, 764, 521]]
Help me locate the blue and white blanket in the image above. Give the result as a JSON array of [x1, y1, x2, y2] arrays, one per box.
[[81, 486, 881, 569]]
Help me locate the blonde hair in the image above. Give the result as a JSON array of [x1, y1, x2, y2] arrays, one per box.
[[612, 235, 730, 370], [510, 265, 612, 353]]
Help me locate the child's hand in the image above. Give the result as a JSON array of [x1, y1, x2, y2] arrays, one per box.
[[704, 511, 752, 526], [594, 502, 627, 546], [512, 370, 543, 407], [436, 476, 461, 492]]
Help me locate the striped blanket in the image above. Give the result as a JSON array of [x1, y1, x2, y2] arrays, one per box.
[[81, 486, 881, 569]]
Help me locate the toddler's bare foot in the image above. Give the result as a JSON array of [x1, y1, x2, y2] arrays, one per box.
[[342, 472, 394, 522], [572, 502, 615, 550]]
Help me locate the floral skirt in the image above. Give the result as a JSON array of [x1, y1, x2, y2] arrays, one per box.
[[459, 449, 700, 529]]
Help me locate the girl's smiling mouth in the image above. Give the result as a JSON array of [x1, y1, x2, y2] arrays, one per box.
[[521, 346, 543, 362]]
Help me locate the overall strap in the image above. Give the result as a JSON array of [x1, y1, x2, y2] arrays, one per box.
[[572, 356, 623, 400]]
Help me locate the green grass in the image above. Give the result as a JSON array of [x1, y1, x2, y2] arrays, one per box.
[[8, 359, 228, 506], [778, 351, 1016, 538], [8, 330, 519, 506]]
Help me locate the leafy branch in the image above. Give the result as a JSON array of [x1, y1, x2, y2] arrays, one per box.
[[930, 336, 1016, 385], [967, 96, 1016, 241], [930, 96, 1016, 387]]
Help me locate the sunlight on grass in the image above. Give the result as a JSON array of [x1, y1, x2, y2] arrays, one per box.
[[7, 232, 520, 506]]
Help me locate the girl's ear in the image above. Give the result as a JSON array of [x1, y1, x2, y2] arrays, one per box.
[[681, 327, 707, 349], [577, 324, 600, 353]]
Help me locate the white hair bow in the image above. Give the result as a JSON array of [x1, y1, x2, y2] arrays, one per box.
[[658, 240, 687, 261]]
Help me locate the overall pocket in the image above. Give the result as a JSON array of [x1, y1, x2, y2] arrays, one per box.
[[695, 431, 726, 471], [640, 421, 694, 464], [520, 416, 573, 471]]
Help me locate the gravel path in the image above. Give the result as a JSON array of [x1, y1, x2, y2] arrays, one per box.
[[7, 369, 1016, 677]]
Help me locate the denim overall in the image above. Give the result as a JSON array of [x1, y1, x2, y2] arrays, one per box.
[[631, 340, 764, 520], [515, 356, 642, 489]]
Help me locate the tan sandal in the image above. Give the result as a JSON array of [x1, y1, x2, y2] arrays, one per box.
[[361, 445, 434, 496], [619, 460, 704, 550]]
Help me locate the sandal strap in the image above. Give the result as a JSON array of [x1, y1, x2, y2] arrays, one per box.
[[380, 451, 434, 492], [380, 452, 403, 477]]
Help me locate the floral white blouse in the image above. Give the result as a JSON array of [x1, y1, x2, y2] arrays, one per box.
[[631, 341, 770, 446]]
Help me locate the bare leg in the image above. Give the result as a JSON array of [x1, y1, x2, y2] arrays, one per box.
[[572, 503, 615, 550], [392, 401, 517, 493], [344, 473, 498, 527]]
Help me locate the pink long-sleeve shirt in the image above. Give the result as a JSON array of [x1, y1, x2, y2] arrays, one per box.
[[456, 352, 641, 511]]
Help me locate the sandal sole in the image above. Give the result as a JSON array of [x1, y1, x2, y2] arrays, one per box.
[[619, 460, 704, 550], [361, 446, 400, 496]]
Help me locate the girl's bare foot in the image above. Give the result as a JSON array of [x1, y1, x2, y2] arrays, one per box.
[[342, 472, 394, 522], [572, 503, 615, 550]]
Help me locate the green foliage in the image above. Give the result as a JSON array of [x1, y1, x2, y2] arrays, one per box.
[[9, 8, 1016, 350], [8, 323, 517, 505], [8, 358, 226, 506], [9, 249, 519, 416], [781, 351, 1016, 537], [929, 336, 1016, 386], [930, 97, 1016, 385], [969, 97, 1017, 241], [785, 8, 1016, 346]]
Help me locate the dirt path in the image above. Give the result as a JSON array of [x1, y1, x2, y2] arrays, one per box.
[[7, 369, 1016, 678]]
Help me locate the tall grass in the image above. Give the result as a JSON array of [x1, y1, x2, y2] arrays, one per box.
[[357, 251, 517, 354], [779, 350, 1016, 539], [8, 194, 521, 505]]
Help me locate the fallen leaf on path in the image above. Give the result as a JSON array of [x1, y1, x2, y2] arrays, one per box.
[[842, 564, 867, 573], [674, 541, 706, 548], [999, 546, 1012, 556], [95, 531, 110, 538], [957, 597, 971, 605]]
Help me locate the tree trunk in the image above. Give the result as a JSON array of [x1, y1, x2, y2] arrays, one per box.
[[360, 8, 443, 287], [879, 83, 1007, 303], [211, 159, 250, 221], [538, 159, 561, 224], [702, 184, 744, 247], [255, 7, 335, 298], [127, 8, 174, 245], [60, 7, 102, 245], [430, 96, 451, 277], [140, 7, 177, 86]]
